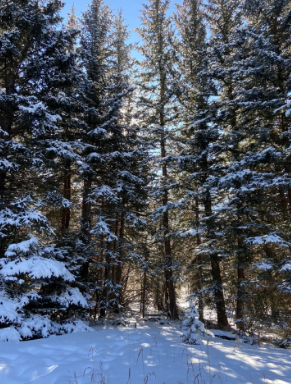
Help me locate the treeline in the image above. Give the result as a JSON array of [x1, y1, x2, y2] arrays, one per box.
[[0, 0, 291, 341]]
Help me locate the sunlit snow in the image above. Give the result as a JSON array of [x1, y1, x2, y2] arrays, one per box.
[[0, 322, 290, 384]]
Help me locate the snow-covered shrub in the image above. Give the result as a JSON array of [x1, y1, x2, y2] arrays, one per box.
[[0, 326, 21, 342], [0, 236, 92, 341], [0, 317, 94, 342], [182, 302, 214, 345], [60, 320, 95, 334], [111, 317, 129, 326]]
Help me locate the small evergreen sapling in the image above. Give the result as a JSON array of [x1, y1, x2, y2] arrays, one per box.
[[182, 302, 214, 345]]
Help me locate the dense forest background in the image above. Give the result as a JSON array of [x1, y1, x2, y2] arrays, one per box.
[[1, 0, 291, 341]]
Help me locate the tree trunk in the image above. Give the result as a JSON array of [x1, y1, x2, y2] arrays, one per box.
[[236, 236, 246, 330], [100, 206, 118, 318], [142, 269, 147, 318], [204, 189, 228, 328], [0, 65, 16, 258], [0, 68, 15, 196], [284, 163, 291, 214], [161, 129, 179, 319], [195, 197, 204, 322], [61, 161, 71, 233], [235, 191, 246, 330], [121, 264, 131, 305], [158, 59, 179, 318], [278, 113, 291, 215], [80, 175, 92, 279], [0, 172, 5, 199], [100, 251, 109, 318], [114, 211, 124, 313], [200, 144, 228, 327], [110, 217, 119, 311]]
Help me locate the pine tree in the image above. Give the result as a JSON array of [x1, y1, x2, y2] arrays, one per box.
[[182, 302, 214, 344], [0, 0, 90, 340], [202, 0, 243, 328], [227, 0, 291, 328], [66, 3, 79, 30], [77, 0, 113, 298], [207, 0, 291, 329], [79, 2, 149, 318], [136, 0, 179, 319], [106, 11, 149, 313], [174, 0, 209, 323], [174, 0, 229, 327]]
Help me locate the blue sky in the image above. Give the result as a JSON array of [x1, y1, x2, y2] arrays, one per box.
[[61, 0, 183, 45]]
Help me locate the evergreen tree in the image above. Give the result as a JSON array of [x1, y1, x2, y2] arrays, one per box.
[[174, 0, 229, 327], [136, 0, 179, 319], [224, 0, 291, 328], [77, 0, 113, 306], [174, 0, 209, 323], [0, 0, 90, 340], [1, 0, 291, 340], [106, 11, 149, 313], [182, 302, 214, 344], [79, 2, 149, 318], [205, 0, 291, 329], [203, 0, 243, 328]]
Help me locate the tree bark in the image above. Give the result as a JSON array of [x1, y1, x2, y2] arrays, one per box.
[[161, 129, 179, 319], [113, 211, 124, 312], [61, 161, 71, 233], [227, 84, 247, 330], [142, 269, 147, 318], [80, 175, 92, 279], [159, 66, 179, 319], [0, 64, 16, 257], [0, 66, 15, 196], [204, 188, 228, 328], [100, 250, 109, 318], [236, 236, 246, 330], [195, 197, 204, 322], [234, 188, 246, 330]]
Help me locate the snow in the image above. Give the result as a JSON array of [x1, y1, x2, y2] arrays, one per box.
[[1, 256, 74, 281], [253, 260, 274, 271], [0, 291, 28, 323], [0, 207, 48, 229], [246, 234, 290, 247], [281, 263, 291, 272], [20, 102, 61, 123], [182, 303, 215, 344], [91, 218, 118, 241], [0, 317, 93, 342], [0, 159, 18, 171], [179, 229, 200, 238], [0, 326, 20, 342], [0, 321, 290, 384], [4, 237, 39, 257], [54, 287, 89, 308]]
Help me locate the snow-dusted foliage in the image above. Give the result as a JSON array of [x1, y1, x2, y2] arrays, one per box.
[[211, 0, 291, 327], [171, 0, 291, 331], [136, 0, 180, 320], [0, 235, 91, 340], [173, 0, 231, 327], [0, 317, 93, 342], [182, 303, 214, 345], [2, 0, 291, 340], [0, 0, 91, 340], [1, 239, 74, 281], [77, 0, 149, 319]]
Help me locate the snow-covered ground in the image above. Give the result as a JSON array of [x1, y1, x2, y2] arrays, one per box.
[[0, 321, 290, 384]]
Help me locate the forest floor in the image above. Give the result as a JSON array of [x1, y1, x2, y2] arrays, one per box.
[[0, 318, 290, 384]]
